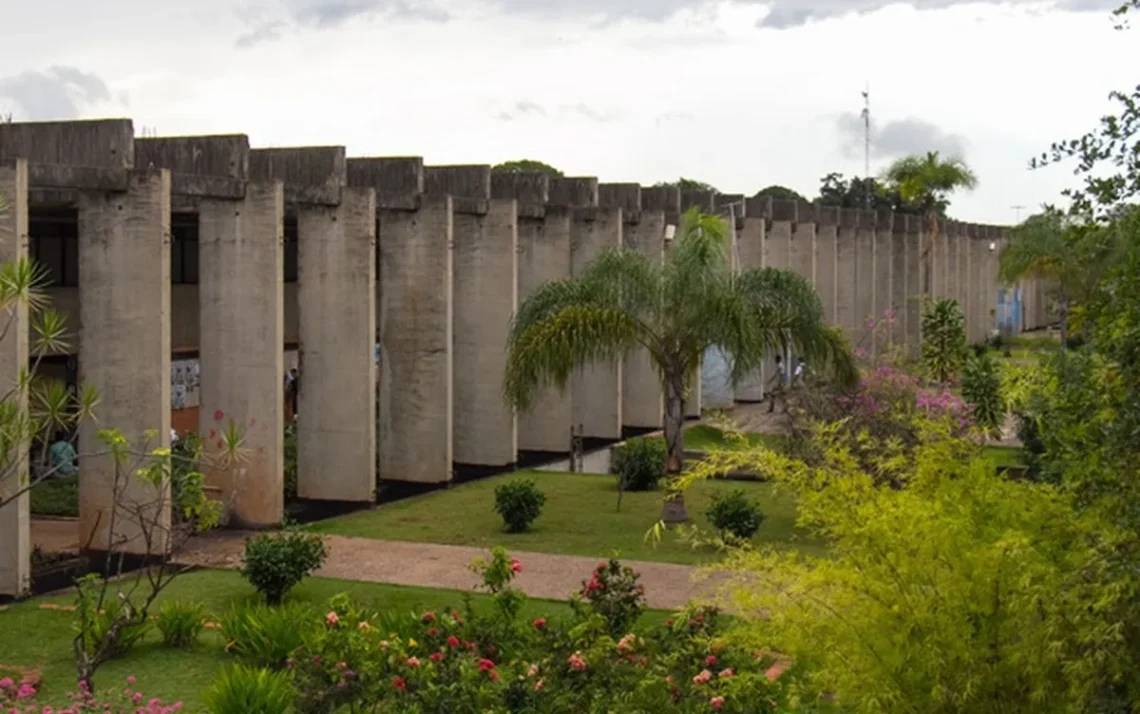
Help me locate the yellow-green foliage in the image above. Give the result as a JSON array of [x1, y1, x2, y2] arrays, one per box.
[[671, 422, 1122, 713]]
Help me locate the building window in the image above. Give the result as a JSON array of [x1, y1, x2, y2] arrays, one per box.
[[284, 216, 298, 283], [30, 209, 79, 287], [171, 213, 199, 284]]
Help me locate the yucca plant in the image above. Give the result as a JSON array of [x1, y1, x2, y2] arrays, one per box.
[[157, 600, 205, 648], [220, 600, 315, 669], [202, 663, 293, 714], [920, 298, 968, 384]]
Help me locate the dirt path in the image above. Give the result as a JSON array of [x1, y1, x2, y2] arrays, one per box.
[[175, 530, 722, 611]]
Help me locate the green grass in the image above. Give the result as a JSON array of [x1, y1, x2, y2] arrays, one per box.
[[29, 475, 79, 517], [983, 445, 1024, 469], [0, 569, 670, 711], [312, 470, 824, 564]]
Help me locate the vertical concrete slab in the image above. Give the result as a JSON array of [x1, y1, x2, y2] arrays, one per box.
[[427, 166, 517, 468], [605, 184, 663, 430], [766, 200, 796, 380], [296, 188, 376, 501], [791, 201, 816, 284], [553, 177, 623, 439], [835, 208, 859, 345], [0, 160, 30, 597], [682, 191, 716, 416], [854, 210, 876, 354], [494, 173, 572, 453], [873, 209, 893, 354], [946, 223, 961, 316], [736, 196, 768, 402], [968, 226, 987, 343], [77, 169, 172, 553], [198, 183, 284, 526], [902, 215, 924, 358], [814, 206, 839, 326], [889, 213, 908, 349]]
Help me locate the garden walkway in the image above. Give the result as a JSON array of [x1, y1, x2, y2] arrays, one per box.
[[173, 530, 724, 611]]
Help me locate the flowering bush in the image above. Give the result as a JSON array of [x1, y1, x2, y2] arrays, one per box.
[[240, 525, 328, 605], [571, 558, 647, 638], [2, 676, 183, 713]]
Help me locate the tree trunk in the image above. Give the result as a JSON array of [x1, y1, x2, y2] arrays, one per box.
[[1058, 292, 1070, 348], [661, 372, 688, 524]]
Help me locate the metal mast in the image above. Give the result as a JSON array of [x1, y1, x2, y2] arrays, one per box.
[[861, 84, 871, 210]]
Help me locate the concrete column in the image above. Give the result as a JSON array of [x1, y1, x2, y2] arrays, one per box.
[[550, 178, 623, 440], [873, 209, 893, 354], [604, 184, 663, 430], [736, 195, 768, 402], [683, 191, 718, 416], [791, 201, 816, 284], [767, 200, 795, 376], [946, 223, 961, 317], [295, 188, 376, 501], [349, 158, 452, 485], [198, 182, 284, 526], [835, 208, 859, 345], [889, 212, 908, 349], [989, 228, 1005, 333], [814, 207, 838, 326], [493, 173, 571, 454], [902, 215, 924, 359], [0, 159, 30, 597], [854, 210, 876, 355], [426, 166, 518, 468], [969, 227, 988, 343], [78, 169, 172, 553]]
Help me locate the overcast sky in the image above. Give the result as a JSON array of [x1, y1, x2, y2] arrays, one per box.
[[0, 0, 1134, 223]]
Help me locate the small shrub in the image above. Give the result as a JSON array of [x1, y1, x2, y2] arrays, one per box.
[[921, 298, 968, 383], [220, 600, 316, 668], [493, 479, 546, 533], [157, 600, 205, 648], [610, 438, 667, 491], [1015, 411, 1046, 481], [202, 664, 293, 714], [73, 575, 151, 663], [962, 350, 1006, 433], [706, 489, 765, 540], [573, 558, 646, 636], [241, 526, 328, 605]]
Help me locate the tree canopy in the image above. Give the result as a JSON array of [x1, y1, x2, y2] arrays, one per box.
[[654, 177, 719, 193], [754, 184, 807, 203], [816, 172, 924, 215], [491, 160, 564, 178]]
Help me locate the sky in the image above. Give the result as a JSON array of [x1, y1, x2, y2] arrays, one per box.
[[0, 0, 1134, 224]]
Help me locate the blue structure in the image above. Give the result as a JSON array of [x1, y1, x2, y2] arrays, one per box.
[[996, 287, 1022, 335]]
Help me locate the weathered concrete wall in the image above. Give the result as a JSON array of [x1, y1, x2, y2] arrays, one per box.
[[251, 147, 345, 206], [606, 183, 664, 429], [136, 135, 247, 199], [0, 119, 134, 168], [428, 165, 518, 467], [873, 209, 893, 354], [77, 169, 171, 553], [198, 183, 285, 527], [835, 208, 858, 344], [766, 200, 795, 386], [735, 196, 768, 402], [557, 177, 623, 439], [815, 206, 838, 326], [297, 188, 376, 501], [890, 214, 909, 348], [902, 216, 924, 358], [0, 160, 30, 597], [854, 210, 876, 354], [496, 173, 572, 453]]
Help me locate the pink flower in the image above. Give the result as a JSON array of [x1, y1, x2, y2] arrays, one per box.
[[526, 664, 539, 678], [429, 652, 444, 663], [326, 611, 340, 626], [693, 669, 712, 686], [705, 655, 717, 666], [711, 695, 726, 709], [0, 678, 11, 689], [126, 676, 136, 685], [421, 611, 435, 623], [392, 677, 406, 692], [16, 683, 35, 699], [489, 670, 500, 682], [532, 618, 546, 629], [379, 641, 389, 650], [406, 657, 421, 668], [719, 668, 734, 679], [568, 651, 588, 671], [478, 658, 496, 672], [213, 409, 224, 422], [534, 678, 545, 692], [358, 621, 371, 631], [447, 635, 460, 648], [510, 557, 523, 573]]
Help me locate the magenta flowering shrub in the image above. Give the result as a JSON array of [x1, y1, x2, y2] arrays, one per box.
[[1, 676, 182, 714]]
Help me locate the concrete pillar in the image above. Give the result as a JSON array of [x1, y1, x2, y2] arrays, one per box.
[[295, 188, 376, 501], [835, 208, 859, 345], [854, 210, 876, 355], [604, 183, 664, 430], [946, 223, 961, 318], [873, 209, 893, 354], [426, 166, 518, 468], [0, 159, 30, 597], [550, 178, 622, 440], [736, 195, 768, 402], [198, 182, 285, 526], [349, 158, 453, 485], [78, 169, 172, 553], [902, 215, 924, 359], [814, 206, 839, 326], [970, 227, 988, 342], [889, 212, 908, 349], [492, 173, 571, 454], [683, 191, 717, 416], [791, 201, 816, 284], [767, 200, 795, 375]]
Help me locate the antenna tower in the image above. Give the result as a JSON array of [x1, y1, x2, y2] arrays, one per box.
[[861, 84, 871, 210]]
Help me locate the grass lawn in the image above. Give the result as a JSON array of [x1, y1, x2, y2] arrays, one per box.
[[29, 475, 78, 517], [0, 569, 670, 711], [312, 470, 824, 564]]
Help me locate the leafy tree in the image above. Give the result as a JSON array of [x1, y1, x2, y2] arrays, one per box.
[[816, 172, 922, 215], [491, 160, 563, 178], [503, 208, 855, 522], [654, 177, 718, 193], [753, 184, 806, 203], [998, 207, 1121, 346], [882, 151, 978, 295]]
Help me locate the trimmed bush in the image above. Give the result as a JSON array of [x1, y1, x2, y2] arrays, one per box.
[[706, 489, 765, 540], [493, 479, 546, 533], [610, 437, 667, 491], [157, 600, 205, 648], [241, 526, 329, 605]]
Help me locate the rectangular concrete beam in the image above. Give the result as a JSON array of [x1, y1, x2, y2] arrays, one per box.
[[347, 157, 423, 210], [297, 188, 376, 502], [0, 118, 134, 168], [549, 177, 599, 208], [251, 147, 346, 206], [491, 172, 549, 218], [642, 185, 681, 214], [198, 183, 285, 526], [135, 135, 248, 199], [425, 164, 491, 215], [599, 183, 641, 222], [77, 169, 171, 553], [378, 195, 453, 483], [0, 159, 30, 598], [618, 190, 666, 429]]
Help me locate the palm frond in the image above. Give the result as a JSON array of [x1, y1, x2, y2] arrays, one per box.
[[577, 247, 662, 324], [504, 305, 642, 411], [998, 211, 1068, 285]]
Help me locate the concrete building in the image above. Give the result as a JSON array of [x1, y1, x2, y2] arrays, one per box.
[[0, 117, 1043, 598]]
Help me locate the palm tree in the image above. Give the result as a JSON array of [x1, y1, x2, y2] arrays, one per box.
[[503, 208, 856, 522], [998, 207, 1121, 346], [882, 152, 978, 296]]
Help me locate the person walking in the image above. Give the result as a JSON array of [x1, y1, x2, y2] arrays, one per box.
[[765, 353, 788, 414]]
